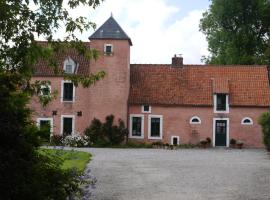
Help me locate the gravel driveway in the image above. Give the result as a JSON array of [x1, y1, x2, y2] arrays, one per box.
[[81, 148, 270, 200]]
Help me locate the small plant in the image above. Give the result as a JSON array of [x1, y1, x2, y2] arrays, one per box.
[[236, 140, 244, 149], [206, 137, 212, 146], [200, 140, 208, 148], [230, 138, 237, 148], [152, 141, 163, 148]]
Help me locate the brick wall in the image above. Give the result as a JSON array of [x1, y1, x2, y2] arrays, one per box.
[[128, 105, 266, 147]]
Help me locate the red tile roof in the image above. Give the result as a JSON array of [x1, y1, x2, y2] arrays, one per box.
[[129, 64, 270, 107], [33, 41, 91, 76]]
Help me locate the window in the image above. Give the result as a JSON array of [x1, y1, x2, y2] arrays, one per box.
[[104, 44, 113, 55], [189, 116, 201, 124], [61, 115, 75, 136], [171, 136, 180, 145], [61, 81, 75, 102], [40, 85, 51, 96], [64, 58, 76, 74], [142, 105, 151, 113], [37, 118, 53, 133], [241, 117, 253, 125], [129, 114, 144, 138], [214, 94, 229, 113], [148, 115, 163, 139]]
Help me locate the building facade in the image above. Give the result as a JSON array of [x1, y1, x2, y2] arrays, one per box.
[[31, 16, 270, 147]]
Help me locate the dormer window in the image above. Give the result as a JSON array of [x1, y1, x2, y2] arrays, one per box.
[[104, 44, 113, 55], [64, 58, 76, 74], [214, 93, 229, 113]]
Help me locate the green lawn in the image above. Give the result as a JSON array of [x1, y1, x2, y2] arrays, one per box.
[[39, 149, 91, 172]]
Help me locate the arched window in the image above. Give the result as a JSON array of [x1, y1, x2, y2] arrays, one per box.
[[63, 58, 76, 74], [189, 116, 201, 124], [241, 117, 253, 125]]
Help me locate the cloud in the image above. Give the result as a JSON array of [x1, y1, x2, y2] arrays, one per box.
[[37, 0, 209, 64]]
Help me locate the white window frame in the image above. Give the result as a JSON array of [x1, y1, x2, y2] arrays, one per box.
[[61, 80, 75, 102], [241, 117, 253, 125], [213, 118, 229, 147], [129, 114, 144, 139], [104, 44, 113, 55], [141, 105, 151, 113], [171, 136, 180, 145], [40, 85, 51, 96], [37, 117, 53, 134], [61, 115, 75, 136], [214, 94, 229, 113], [63, 58, 76, 74], [148, 115, 163, 140], [189, 116, 201, 124]]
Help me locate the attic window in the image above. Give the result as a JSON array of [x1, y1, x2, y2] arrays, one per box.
[[190, 116, 201, 124], [241, 117, 253, 125], [104, 44, 113, 55], [64, 58, 76, 74]]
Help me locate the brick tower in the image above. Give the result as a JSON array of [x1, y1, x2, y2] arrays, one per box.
[[88, 15, 132, 125]]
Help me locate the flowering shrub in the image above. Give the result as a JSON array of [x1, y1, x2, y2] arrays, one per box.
[[63, 134, 90, 147]]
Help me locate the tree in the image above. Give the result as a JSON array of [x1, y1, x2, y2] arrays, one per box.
[[0, 0, 104, 199], [200, 0, 270, 65], [258, 112, 270, 151]]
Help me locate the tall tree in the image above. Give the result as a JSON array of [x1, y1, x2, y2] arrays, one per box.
[[0, 0, 104, 199], [200, 0, 270, 65]]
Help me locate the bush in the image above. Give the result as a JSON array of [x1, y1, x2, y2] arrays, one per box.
[[258, 112, 270, 151], [50, 135, 64, 146], [63, 135, 90, 147], [84, 114, 128, 146]]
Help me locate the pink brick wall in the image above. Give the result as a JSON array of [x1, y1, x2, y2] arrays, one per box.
[[128, 105, 266, 147], [31, 39, 131, 135]]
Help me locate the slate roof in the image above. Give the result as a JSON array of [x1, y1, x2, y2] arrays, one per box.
[[89, 16, 132, 45], [129, 64, 270, 107], [33, 41, 90, 76]]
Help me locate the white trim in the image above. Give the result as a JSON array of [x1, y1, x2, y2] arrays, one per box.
[[40, 85, 51, 96], [63, 57, 76, 74], [61, 115, 75, 136], [189, 116, 201, 124], [104, 44, 113, 55], [213, 118, 229, 147], [37, 117, 53, 134], [148, 115, 163, 140], [129, 114, 144, 139], [141, 105, 151, 113], [241, 117, 253, 125], [61, 80, 75, 102], [171, 136, 180, 145], [213, 94, 229, 113]]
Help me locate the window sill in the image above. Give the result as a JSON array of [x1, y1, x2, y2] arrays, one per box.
[[129, 135, 144, 139], [148, 136, 162, 140]]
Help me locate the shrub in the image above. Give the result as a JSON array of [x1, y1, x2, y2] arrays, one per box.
[[84, 114, 128, 146], [63, 135, 90, 147], [258, 112, 270, 151], [50, 135, 64, 146]]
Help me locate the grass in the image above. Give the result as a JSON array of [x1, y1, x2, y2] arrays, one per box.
[[39, 149, 91, 172]]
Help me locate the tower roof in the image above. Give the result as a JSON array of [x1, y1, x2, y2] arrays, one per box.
[[89, 16, 132, 45]]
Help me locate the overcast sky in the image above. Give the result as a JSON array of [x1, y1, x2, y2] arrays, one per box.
[[52, 0, 211, 64]]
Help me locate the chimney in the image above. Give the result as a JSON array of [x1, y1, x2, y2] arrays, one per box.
[[172, 54, 183, 67]]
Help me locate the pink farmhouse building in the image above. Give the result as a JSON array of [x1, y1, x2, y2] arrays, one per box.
[[31, 16, 270, 147]]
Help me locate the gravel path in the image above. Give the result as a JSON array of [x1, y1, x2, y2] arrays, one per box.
[[80, 148, 270, 200]]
